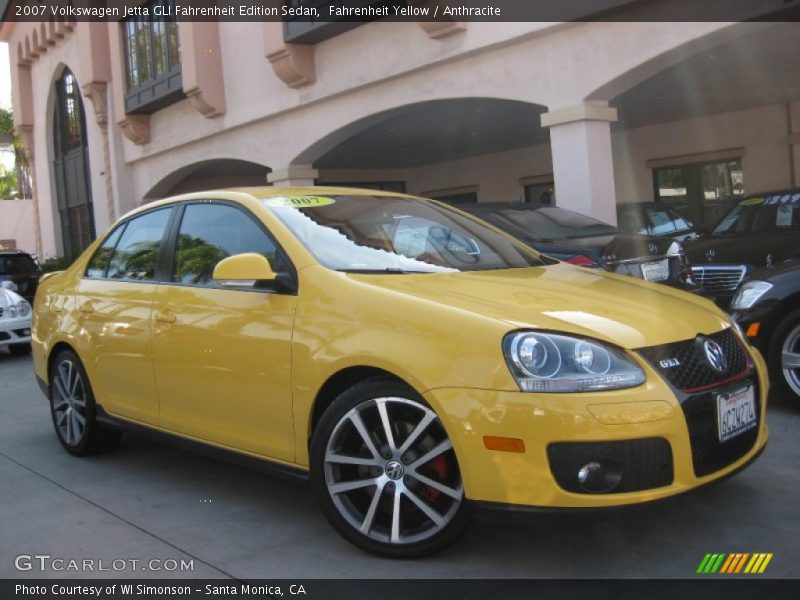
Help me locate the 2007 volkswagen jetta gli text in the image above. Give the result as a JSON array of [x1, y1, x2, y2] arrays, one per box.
[[31, 187, 768, 557]]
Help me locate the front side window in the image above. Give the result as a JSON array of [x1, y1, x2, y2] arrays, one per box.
[[172, 203, 278, 287], [267, 195, 549, 273], [123, 0, 183, 113], [106, 209, 172, 281]]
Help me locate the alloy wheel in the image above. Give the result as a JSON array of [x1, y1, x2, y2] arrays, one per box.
[[52, 359, 88, 446], [782, 323, 800, 397], [323, 397, 463, 545]]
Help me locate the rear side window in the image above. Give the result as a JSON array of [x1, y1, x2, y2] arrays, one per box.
[[85, 225, 126, 279], [106, 208, 172, 281], [172, 203, 278, 287]]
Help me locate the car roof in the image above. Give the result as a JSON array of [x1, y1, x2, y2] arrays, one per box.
[[0, 249, 32, 256]]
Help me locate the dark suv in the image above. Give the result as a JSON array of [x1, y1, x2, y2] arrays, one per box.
[[685, 190, 800, 307], [0, 250, 41, 303]]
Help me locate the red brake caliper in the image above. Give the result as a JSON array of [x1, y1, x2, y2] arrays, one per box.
[[423, 456, 448, 502]]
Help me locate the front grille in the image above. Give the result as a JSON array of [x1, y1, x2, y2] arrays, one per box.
[[691, 265, 746, 294], [0, 332, 9, 341], [681, 381, 760, 477], [0, 307, 3, 318], [637, 328, 751, 393], [547, 438, 674, 493]]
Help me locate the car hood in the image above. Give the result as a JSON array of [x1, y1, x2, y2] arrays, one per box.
[[0, 287, 26, 309], [685, 235, 796, 268], [349, 263, 728, 350]]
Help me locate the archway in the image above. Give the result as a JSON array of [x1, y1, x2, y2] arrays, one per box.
[[292, 98, 550, 205], [143, 159, 272, 200]]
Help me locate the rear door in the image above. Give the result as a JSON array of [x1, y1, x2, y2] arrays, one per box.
[[151, 201, 297, 461], [74, 207, 174, 425]]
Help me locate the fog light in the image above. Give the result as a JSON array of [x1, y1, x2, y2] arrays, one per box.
[[576, 460, 623, 493]]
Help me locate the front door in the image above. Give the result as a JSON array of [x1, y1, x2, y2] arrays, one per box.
[[152, 202, 297, 461], [52, 68, 96, 258]]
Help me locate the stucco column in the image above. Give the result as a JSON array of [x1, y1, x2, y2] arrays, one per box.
[[541, 103, 619, 225], [267, 166, 318, 187]]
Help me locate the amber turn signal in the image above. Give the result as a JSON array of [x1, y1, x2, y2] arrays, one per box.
[[483, 436, 526, 453], [746, 322, 761, 338]]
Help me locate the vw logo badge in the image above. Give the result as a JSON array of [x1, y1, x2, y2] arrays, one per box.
[[703, 340, 727, 373], [384, 460, 405, 481], [706, 248, 716, 262], [648, 242, 658, 254]]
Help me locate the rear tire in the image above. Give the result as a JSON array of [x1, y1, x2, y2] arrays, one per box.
[[310, 377, 469, 558], [8, 343, 32, 356], [769, 308, 800, 406], [49, 349, 122, 456]]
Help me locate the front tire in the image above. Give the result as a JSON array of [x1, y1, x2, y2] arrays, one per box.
[[49, 349, 122, 456], [770, 308, 800, 405], [310, 378, 468, 558]]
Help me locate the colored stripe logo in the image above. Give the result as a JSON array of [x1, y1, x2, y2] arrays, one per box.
[[697, 553, 773, 574]]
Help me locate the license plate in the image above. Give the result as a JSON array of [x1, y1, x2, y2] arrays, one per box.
[[641, 259, 669, 282], [716, 385, 756, 442]]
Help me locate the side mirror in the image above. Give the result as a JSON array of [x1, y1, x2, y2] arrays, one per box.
[[213, 253, 276, 290]]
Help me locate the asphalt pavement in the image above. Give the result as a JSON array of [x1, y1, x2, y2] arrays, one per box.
[[1, 349, 798, 579]]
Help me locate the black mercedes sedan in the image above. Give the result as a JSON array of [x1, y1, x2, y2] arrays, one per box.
[[0, 249, 40, 304], [731, 258, 800, 405], [460, 203, 694, 289], [617, 202, 703, 242], [685, 189, 800, 307]]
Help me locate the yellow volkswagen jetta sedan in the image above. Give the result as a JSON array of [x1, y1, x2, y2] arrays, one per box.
[[32, 187, 768, 557]]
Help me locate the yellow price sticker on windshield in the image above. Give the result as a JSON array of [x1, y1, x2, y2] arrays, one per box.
[[739, 197, 764, 206], [263, 196, 336, 208]]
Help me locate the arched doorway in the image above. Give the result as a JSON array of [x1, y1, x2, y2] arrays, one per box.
[[52, 68, 95, 258], [143, 159, 272, 201]]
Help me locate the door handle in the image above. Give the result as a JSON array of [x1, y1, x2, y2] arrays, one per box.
[[79, 301, 94, 314], [155, 311, 176, 324]]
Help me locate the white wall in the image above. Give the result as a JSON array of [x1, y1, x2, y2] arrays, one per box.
[[0, 199, 36, 254]]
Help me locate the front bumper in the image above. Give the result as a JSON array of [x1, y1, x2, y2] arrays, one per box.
[[424, 349, 769, 509], [0, 317, 32, 347]]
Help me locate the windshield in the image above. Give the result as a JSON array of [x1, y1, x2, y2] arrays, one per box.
[[266, 195, 550, 273], [0, 254, 37, 275], [488, 206, 618, 240], [713, 193, 800, 234]]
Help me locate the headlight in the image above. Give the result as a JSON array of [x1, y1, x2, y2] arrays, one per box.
[[503, 332, 646, 393], [6, 305, 17, 318], [666, 240, 683, 257], [731, 280, 772, 310], [17, 301, 31, 317]]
